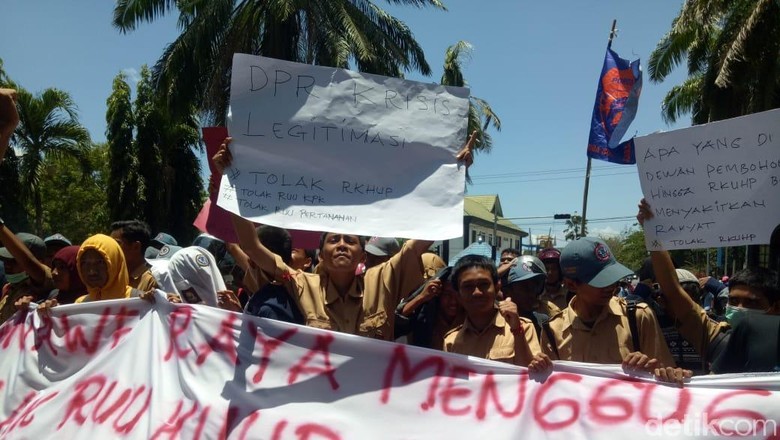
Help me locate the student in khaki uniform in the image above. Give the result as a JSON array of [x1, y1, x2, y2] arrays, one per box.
[[0, 226, 53, 324], [541, 237, 677, 370], [538, 248, 569, 311], [637, 199, 779, 374], [213, 133, 477, 341], [110, 220, 159, 292], [443, 255, 547, 368]]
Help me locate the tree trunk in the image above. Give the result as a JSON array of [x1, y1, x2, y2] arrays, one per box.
[[34, 188, 43, 236]]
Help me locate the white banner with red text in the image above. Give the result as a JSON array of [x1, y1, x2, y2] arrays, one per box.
[[1, 294, 779, 439]]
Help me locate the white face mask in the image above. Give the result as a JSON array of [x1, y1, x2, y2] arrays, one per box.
[[725, 304, 766, 327]]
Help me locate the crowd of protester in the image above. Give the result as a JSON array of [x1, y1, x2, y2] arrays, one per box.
[[1, 91, 779, 384]]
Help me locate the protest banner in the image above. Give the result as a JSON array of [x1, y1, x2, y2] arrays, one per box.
[[1, 297, 779, 439], [635, 109, 780, 250], [216, 54, 471, 240]]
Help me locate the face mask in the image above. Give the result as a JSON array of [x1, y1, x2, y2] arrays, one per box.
[[725, 304, 766, 326], [6, 272, 29, 285]]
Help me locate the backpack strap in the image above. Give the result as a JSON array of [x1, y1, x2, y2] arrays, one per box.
[[626, 300, 641, 353], [541, 320, 561, 360]]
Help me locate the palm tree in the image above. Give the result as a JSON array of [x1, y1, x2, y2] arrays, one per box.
[[0, 59, 9, 86], [13, 87, 90, 235], [112, 0, 446, 124], [649, 0, 780, 125], [134, 66, 203, 242], [439, 41, 501, 155], [563, 214, 587, 241], [106, 67, 204, 242], [106, 72, 140, 221]]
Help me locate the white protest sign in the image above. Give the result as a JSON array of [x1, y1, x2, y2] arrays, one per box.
[[2, 298, 779, 439], [635, 108, 780, 250], [216, 54, 470, 240]]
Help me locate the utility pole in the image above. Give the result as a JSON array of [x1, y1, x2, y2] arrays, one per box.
[[580, 19, 618, 238]]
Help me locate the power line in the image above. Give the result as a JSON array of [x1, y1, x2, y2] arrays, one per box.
[[471, 170, 635, 185], [471, 164, 629, 180]]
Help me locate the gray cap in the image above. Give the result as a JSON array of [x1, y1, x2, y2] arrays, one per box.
[[0, 233, 47, 260], [151, 232, 178, 249], [365, 237, 401, 257], [145, 244, 183, 264], [44, 233, 72, 247], [506, 255, 547, 285], [560, 237, 633, 288]]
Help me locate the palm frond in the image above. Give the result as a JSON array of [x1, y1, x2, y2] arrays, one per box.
[[113, 0, 178, 33]]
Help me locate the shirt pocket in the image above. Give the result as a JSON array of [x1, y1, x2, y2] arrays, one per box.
[[358, 310, 388, 340], [306, 318, 334, 330], [488, 345, 515, 362]]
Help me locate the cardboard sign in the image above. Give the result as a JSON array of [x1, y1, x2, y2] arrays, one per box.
[[217, 54, 470, 240], [635, 109, 780, 250]]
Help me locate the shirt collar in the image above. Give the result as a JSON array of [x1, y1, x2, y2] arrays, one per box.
[[463, 310, 504, 335], [323, 274, 364, 305], [563, 296, 623, 330]]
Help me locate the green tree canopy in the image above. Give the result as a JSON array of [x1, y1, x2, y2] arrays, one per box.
[[13, 86, 91, 236], [112, 0, 446, 123]]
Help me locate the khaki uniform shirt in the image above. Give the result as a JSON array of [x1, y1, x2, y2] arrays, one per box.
[[540, 284, 569, 311], [270, 242, 423, 341], [674, 303, 730, 358], [0, 266, 54, 324], [541, 296, 675, 367], [535, 299, 560, 317], [444, 312, 541, 366], [129, 267, 158, 292]]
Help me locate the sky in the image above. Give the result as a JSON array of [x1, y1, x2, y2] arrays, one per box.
[[1, 0, 688, 245]]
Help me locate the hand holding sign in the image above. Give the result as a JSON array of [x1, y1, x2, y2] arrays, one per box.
[[213, 137, 233, 175], [455, 129, 479, 168]]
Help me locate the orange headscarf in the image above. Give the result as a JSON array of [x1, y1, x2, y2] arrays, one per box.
[[75, 234, 132, 302]]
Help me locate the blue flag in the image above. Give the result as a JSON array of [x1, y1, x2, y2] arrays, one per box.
[[587, 47, 642, 165]]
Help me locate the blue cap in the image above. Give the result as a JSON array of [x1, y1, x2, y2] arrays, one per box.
[[151, 232, 178, 249], [561, 237, 633, 288]]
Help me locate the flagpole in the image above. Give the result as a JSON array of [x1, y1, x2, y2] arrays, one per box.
[[580, 19, 618, 239]]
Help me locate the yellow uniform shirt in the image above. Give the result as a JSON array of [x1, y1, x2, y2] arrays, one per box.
[[541, 296, 675, 367], [269, 241, 424, 341], [443, 312, 541, 366]]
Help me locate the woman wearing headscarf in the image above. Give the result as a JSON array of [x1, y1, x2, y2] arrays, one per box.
[[49, 245, 87, 304], [167, 246, 236, 309], [75, 234, 133, 303]]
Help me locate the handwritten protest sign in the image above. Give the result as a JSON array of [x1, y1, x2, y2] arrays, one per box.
[[217, 54, 470, 240], [194, 127, 321, 248], [2, 298, 780, 439], [635, 108, 780, 250]]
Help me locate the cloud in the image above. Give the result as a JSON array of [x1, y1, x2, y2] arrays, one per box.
[[591, 226, 621, 238], [121, 67, 142, 84]]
